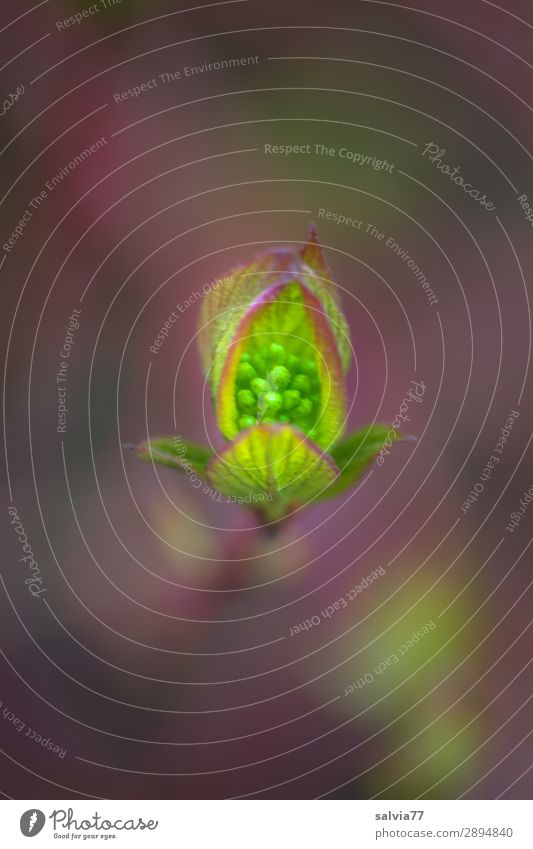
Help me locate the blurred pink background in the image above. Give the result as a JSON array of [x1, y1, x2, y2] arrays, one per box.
[[1, 0, 532, 799]]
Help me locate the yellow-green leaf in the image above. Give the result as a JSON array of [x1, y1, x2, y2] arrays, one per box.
[[205, 424, 339, 509]]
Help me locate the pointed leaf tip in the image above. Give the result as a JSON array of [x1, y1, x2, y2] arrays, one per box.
[[300, 222, 328, 273]]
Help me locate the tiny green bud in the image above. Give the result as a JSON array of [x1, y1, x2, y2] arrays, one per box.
[[251, 377, 269, 396], [237, 389, 256, 411], [283, 389, 301, 410], [269, 365, 291, 389], [292, 374, 311, 395], [267, 342, 285, 363], [237, 362, 256, 384], [263, 391, 283, 412], [251, 353, 266, 372], [238, 415, 256, 429], [301, 358, 318, 376], [295, 398, 313, 417]]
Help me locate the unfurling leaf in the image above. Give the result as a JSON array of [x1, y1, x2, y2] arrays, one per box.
[[215, 279, 346, 450], [132, 225, 414, 524]]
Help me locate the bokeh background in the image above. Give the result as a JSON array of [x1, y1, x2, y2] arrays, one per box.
[[1, 0, 532, 799]]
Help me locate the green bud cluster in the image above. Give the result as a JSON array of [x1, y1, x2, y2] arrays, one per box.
[[235, 342, 321, 434]]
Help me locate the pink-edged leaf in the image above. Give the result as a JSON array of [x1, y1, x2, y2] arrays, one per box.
[[215, 279, 347, 450], [205, 424, 339, 515]]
